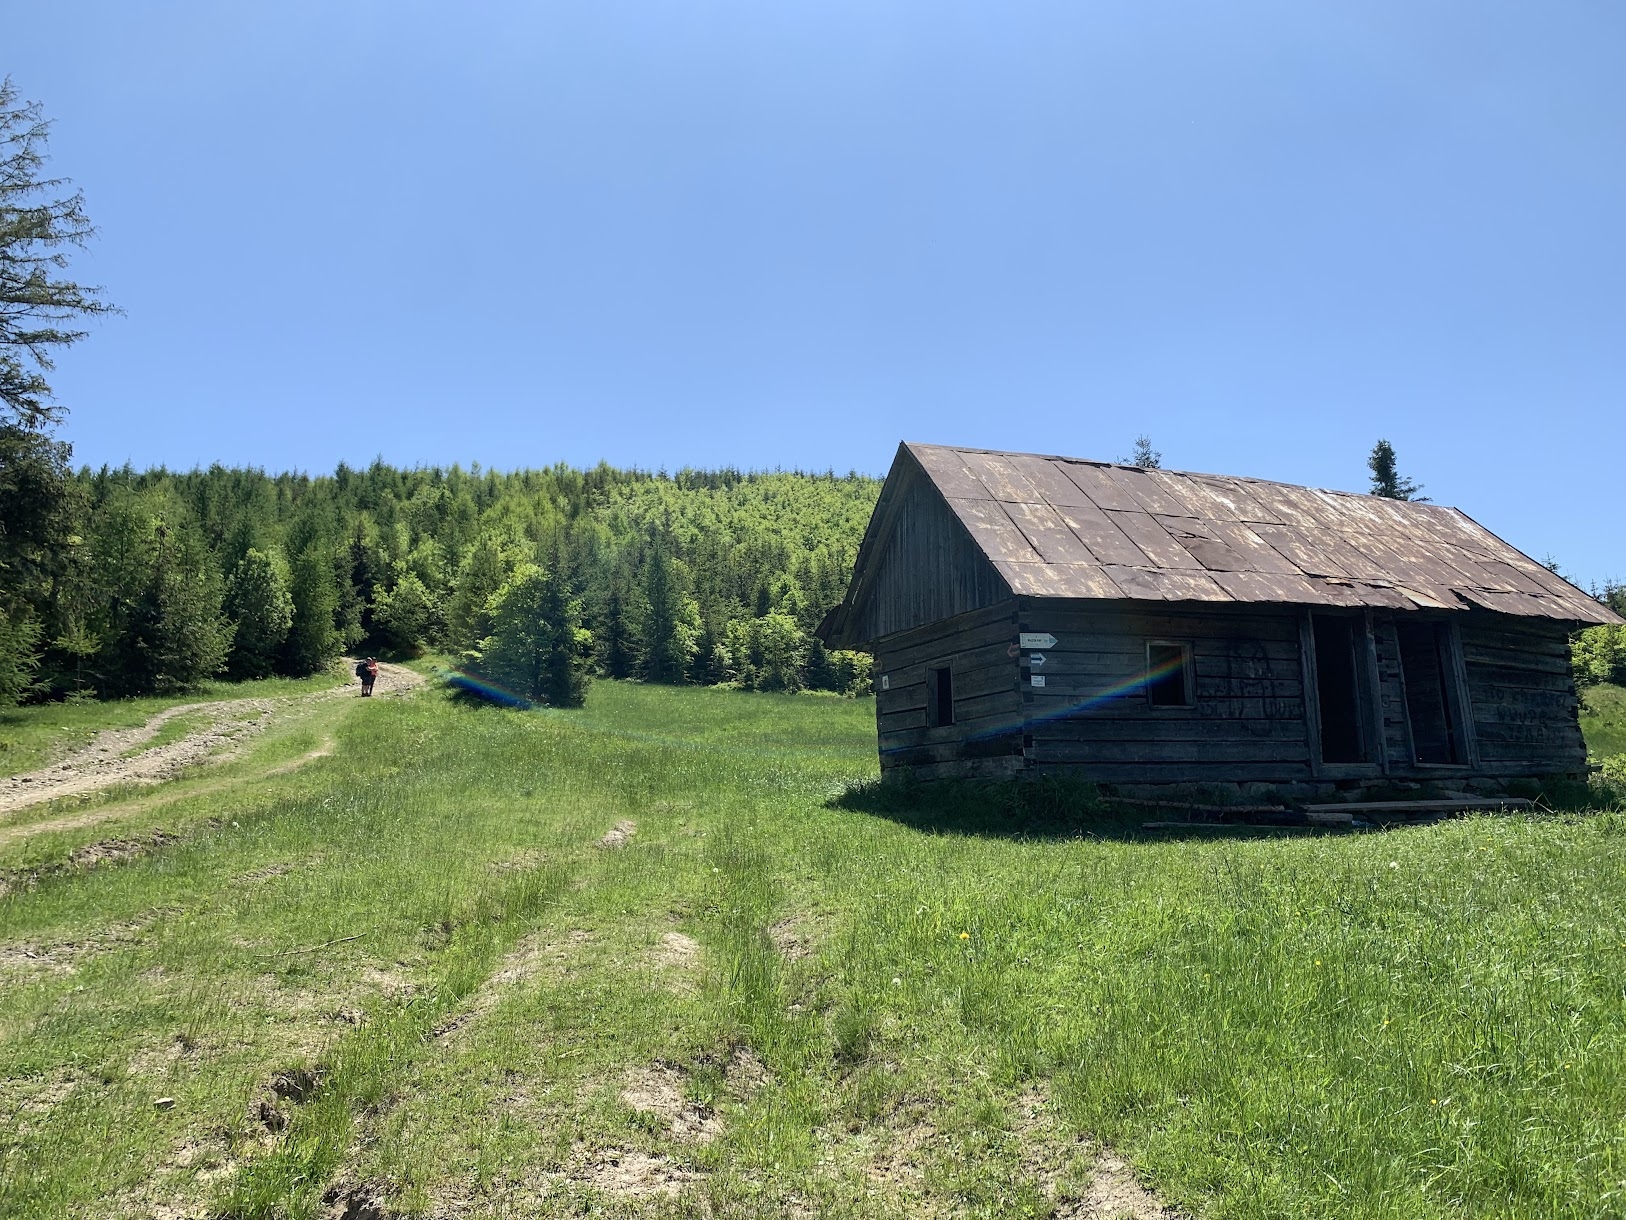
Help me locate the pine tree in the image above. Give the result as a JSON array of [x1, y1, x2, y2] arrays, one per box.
[[224, 548, 294, 679], [474, 563, 591, 707], [1367, 439, 1426, 501]]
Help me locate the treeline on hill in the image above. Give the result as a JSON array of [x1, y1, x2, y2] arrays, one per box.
[[0, 453, 880, 708]]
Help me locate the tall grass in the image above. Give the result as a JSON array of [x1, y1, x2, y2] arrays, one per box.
[[1, 681, 1623, 1218]]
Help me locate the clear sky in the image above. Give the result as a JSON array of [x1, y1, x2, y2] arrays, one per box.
[[9, 1, 1624, 586]]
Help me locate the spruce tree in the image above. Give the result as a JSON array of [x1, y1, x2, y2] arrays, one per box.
[[1123, 435, 1162, 469], [474, 563, 591, 707], [281, 543, 342, 676], [224, 548, 294, 679], [638, 537, 699, 683], [445, 533, 509, 653], [1367, 439, 1426, 501], [597, 585, 635, 679]]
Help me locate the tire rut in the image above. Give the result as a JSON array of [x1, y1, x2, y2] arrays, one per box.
[[0, 662, 422, 818]]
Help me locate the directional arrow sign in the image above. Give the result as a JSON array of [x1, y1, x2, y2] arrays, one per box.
[[1019, 632, 1058, 650], [1028, 653, 1047, 667]]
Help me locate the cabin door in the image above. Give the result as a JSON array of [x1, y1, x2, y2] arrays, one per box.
[[1310, 614, 1373, 765], [1395, 621, 1463, 764]]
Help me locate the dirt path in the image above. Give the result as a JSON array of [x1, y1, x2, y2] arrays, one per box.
[[0, 662, 422, 818]]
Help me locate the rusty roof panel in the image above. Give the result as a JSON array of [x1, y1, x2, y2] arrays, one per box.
[[1104, 466, 1191, 517], [1008, 455, 1099, 507], [1155, 517, 1250, 572], [1202, 519, 1304, 575], [943, 497, 1037, 562], [1057, 461, 1145, 513], [1210, 570, 1332, 604], [873, 443, 1624, 627], [1099, 566, 1232, 602], [1003, 500, 1099, 565], [994, 559, 1126, 600], [959, 450, 1045, 504], [1108, 511, 1203, 569], [1237, 482, 1327, 531], [1052, 502, 1153, 567], [1245, 523, 1345, 578], [908, 445, 988, 500]]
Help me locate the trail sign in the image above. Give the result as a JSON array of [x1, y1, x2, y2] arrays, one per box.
[[1028, 653, 1047, 667], [1030, 674, 1047, 687], [1019, 632, 1057, 650]]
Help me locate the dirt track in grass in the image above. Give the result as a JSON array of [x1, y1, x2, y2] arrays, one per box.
[[0, 661, 422, 819]]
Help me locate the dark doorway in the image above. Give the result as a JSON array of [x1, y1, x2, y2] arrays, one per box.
[[927, 666, 954, 728], [1396, 621, 1460, 764], [1312, 616, 1368, 764]]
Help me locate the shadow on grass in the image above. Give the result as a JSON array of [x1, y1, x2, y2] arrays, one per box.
[[826, 775, 1346, 843], [832, 773, 1626, 842]]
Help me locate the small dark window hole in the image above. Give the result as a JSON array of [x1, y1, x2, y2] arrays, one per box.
[[928, 666, 954, 727], [1147, 643, 1191, 707]]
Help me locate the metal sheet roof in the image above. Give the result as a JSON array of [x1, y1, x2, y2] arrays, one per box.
[[902, 442, 1620, 625]]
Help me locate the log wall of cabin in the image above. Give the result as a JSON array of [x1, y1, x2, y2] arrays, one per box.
[[871, 601, 1023, 780], [1013, 599, 1313, 784], [1457, 613, 1587, 777]]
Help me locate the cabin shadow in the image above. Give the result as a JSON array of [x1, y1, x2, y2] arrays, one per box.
[[828, 776, 1365, 843]]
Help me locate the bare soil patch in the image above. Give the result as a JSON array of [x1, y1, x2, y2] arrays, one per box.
[[620, 1062, 723, 1143], [580, 1147, 702, 1198], [1015, 1088, 1186, 1220], [598, 819, 636, 848], [653, 930, 700, 973]]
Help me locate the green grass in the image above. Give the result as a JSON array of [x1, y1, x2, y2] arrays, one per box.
[[2, 681, 1624, 1218], [1581, 682, 1626, 759], [0, 670, 345, 778]]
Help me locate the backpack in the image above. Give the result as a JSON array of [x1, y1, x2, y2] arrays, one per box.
[[355, 661, 370, 679]]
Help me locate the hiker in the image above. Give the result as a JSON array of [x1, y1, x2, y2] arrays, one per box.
[[356, 657, 378, 697]]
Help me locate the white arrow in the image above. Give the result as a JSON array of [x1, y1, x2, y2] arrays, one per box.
[[1029, 653, 1047, 667], [1019, 632, 1058, 650]]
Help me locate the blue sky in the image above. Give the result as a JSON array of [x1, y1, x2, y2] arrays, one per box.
[[10, 1, 1624, 585]]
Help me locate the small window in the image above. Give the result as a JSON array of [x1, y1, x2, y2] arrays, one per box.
[[927, 666, 955, 727], [1146, 642, 1193, 708]]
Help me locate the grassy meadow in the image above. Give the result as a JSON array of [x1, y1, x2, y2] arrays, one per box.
[[2, 680, 1625, 1219]]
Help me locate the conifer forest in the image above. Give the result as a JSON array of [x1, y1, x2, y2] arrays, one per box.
[[0, 455, 880, 706]]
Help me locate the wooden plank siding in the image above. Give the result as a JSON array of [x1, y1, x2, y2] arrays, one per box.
[[1457, 613, 1587, 776], [864, 595, 1586, 786], [1012, 599, 1314, 783], [849, 462, 1008, 645]]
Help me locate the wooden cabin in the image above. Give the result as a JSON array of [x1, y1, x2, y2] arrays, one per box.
[[818, 443, 1623, 796]]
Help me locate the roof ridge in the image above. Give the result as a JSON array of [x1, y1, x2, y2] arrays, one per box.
[[900, 439, 1460, 513]]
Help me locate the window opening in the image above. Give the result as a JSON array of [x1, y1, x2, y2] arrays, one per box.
[[927, 666, 954, 727], [1146, 642, 1193, 708], [1312, 615, 1369, 764], [1396, 621, 1459, 764]]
